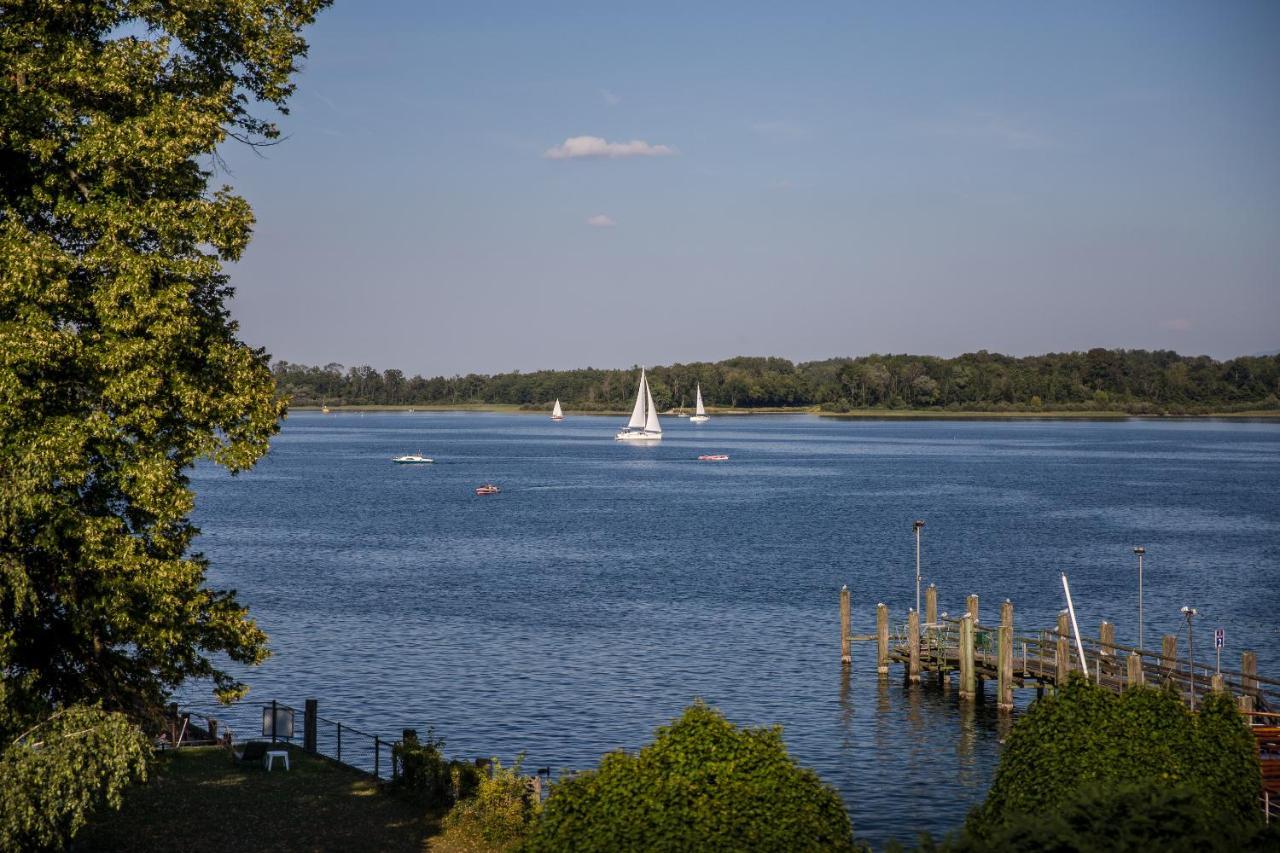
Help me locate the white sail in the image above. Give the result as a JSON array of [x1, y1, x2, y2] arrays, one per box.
[[627, 370, 648, 429], [644, 379, 662, 434], [695, 385, 705, 416], [552, 399, 563, 418]]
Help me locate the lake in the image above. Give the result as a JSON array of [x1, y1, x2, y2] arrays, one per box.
[[182, 412, 1280, 845]]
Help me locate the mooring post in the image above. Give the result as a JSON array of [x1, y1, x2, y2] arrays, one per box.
[[876, 603, 889, 674], [959, 615, 976, 700], [304, 699, 318, 753], [1099, 621, 1114, 656], [1126, 651, 1143, 688], [840, 586, 852, 665], [925, 585, 938, 670], [1161, 634, 1178, 677], [1210, 673, 1225, 693], [966, 593, 979, 626], [997, 600, 1014, 709], [908, 609, 921, 683], [1241, 651, 1258, 712], [1056, 612, 1070, 686]]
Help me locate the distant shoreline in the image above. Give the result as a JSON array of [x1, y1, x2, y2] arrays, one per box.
[[290, 404, 1280, 420]]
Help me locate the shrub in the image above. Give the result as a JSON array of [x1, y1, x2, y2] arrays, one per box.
[[437, 757, 541, 852], [967, 677, 1261, 840], [524, 702, 857, 852]]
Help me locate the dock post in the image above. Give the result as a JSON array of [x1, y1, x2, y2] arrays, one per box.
[[925, 584, 937, 626], [924, 585, 938, 673], [840, 586, 852, 665], [1056, 612, 1070, 686], [876, 603, 889, 674], [908, 609, 921, 683], [997, 600, 1014, 709], [1210, 673, 1225, 693], [1241, 651, 1258, 713], [959, 614, 976, 700], [966, 593, 979, 626], [1161, 634, 1178, 679], [1099, 621, 1114, 656], [1126, 652, 1144, 688], [304, 699, 317, 753]]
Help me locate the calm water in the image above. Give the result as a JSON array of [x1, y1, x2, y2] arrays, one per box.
[[182, 413, 1280, 845]]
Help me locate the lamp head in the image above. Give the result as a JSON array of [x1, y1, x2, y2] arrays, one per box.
[[913, 520, 925, 531], [1133, 546, 1145, 555], [1180, 606, 1197, 618]]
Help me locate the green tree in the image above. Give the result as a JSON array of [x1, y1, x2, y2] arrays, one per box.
[[1, 0, 328, 727], [525, 703, 857, 852], [967, 678, 1261, 840]]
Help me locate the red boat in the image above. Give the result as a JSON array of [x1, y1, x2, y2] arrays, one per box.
[[475, 484, 501, 495], [697, 454, 729, 461]]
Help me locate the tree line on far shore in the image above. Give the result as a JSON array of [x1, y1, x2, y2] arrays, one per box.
[[273, 349, 1280, 414]]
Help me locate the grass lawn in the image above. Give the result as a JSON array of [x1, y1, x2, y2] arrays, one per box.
[[78, 745, 440, 852]]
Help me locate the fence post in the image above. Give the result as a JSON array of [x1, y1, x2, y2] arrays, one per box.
[[1127, 652, 1144, 688], [840, 586, 852, 665], [304, 699, 317, 753], [270, 699, 278, 744], [1056, 612, 1070, 686], [876, 603, 889, 674], [908, 609, 921, 683], [375, 736, 381, 779], [337, 723, 343, 763]]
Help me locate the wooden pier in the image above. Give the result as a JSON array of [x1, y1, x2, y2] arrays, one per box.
[[839, 584, 1280, 714]]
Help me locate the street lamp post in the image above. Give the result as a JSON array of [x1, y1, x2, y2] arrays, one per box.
[[1181, 606, 1197, 711], [1133, 546, 1145, 650], [913, 520, 925, 619]]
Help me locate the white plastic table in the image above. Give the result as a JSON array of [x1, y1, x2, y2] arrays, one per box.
[[265, 749, 290, 771]]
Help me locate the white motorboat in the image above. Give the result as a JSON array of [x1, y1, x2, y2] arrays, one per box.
[[615, 369, 663, 441], [551, 399, 565, 420], [690, 384, 710, 423], [392, 454, 433, 464]]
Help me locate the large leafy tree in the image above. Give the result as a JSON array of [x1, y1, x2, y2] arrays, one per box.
[[0, 0, 329, 734]]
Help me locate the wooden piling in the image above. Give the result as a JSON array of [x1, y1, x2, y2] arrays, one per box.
[[1056, 612, 1070, 684], [876, 603, 889, 674], [1099, 621, 1115, 656], [966, 593, 980, 625], [959, 615, 976, 700], [1210, 673, 1225, 693], [997, 600, 1014, 709], [1161, 635, 1178, 676], [1242, 650, 1258, 712], [908, 609, 921, 683], [1126, 652, 1144, 688], [925, 584, 937, 626], [840, 586, 852, 665]]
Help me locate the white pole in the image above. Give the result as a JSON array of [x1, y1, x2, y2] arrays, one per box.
[[1061, 573, 1091, 680], [915, 525, 921, 617]]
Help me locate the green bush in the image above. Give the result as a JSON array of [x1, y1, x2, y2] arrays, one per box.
[[391, 728, 486, 809], [524, 702, 857, 852], [438, 757, 541, 851], [967, 677, 1261, 840]]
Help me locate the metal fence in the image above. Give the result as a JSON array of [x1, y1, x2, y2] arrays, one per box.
[[173, 699, 401, 782]]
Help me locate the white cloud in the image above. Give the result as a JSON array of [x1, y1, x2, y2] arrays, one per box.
[[599, 88, 621, 106], [586, 214, 616, 227], [543, 136, 677, 160]]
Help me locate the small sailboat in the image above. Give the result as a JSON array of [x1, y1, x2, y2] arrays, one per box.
[[689, 384, 710, 424], [393, 453, 433, 464], [615, 369, 663, 441], [551, 399, 565, 421]]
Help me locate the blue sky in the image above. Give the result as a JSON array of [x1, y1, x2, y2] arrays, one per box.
[[217, 2, 1280, 375]]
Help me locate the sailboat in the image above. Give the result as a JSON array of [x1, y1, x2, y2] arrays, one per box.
[[689, 384, 710, 424], [551, 399, 565, 421], [615, 369, 663, 441]]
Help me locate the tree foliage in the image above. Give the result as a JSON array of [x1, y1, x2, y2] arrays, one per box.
[[438, 756, 541, 852], [273, 349, 1280, 414], [0, 0, 328, 729], [0, 705, 149, 851], [967, 678, 1261, 841], [525, 703, 857, 852]]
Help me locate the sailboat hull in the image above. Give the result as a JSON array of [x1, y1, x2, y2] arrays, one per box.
[[615, 429, 662, 441]]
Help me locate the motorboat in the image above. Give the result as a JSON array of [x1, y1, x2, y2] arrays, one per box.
[[697, 454, 729, 461], [475, 484, 501, 495], [392, 454, 433, 464], [615, 369, 663, 441]]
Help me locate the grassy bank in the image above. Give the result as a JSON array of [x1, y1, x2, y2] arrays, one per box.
[[79, 746, 437, 852]]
